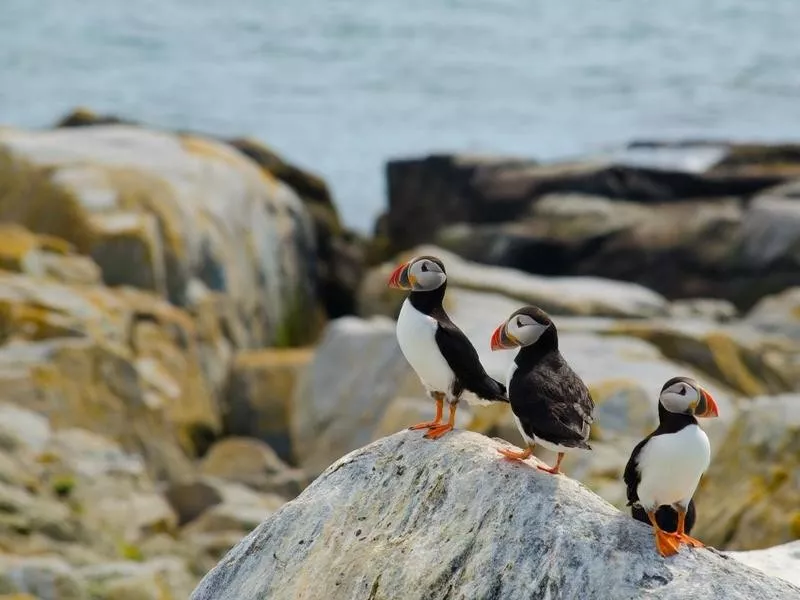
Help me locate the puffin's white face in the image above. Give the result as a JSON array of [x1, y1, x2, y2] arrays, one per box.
[[505, 313, 549, 347], [407, 258, 446, 291], [490, 310, 551, 350], [659, 379, 719, 418], [388, 256, 446, 292]]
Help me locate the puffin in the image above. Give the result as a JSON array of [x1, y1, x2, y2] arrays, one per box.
[[490, 306, 594, 474], [623, 376, 719, 556], [387, 255, 508, 439]]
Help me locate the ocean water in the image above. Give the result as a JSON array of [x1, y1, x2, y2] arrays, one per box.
[[2, 1, 800, 231]]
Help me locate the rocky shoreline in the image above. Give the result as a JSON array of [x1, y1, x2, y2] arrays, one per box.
[[0, 109, 798, 598]]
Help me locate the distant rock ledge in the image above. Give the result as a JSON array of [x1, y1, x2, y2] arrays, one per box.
[[190, 430, 799, 600]]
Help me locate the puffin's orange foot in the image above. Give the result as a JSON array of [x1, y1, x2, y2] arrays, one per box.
[[536, 464, 563, 475], [408, 420, 441, 431], [423, 424, 453, 440], [655, 530, 680, 557], [676, 533, 705, 548], [497, 447, 533, 461]]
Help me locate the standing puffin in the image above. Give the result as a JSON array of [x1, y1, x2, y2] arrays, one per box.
[[387, 255, 508, 439], [490, 306, 594, 474], [623, 376, 719, 556]]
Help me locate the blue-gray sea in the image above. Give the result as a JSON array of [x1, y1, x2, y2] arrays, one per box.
[[2, 1, 799, 231]]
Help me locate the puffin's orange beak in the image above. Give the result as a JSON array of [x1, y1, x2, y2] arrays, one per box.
[[388, 262, 412, 290], [695, 388, 719, 418], [490, 323, 518, 351]]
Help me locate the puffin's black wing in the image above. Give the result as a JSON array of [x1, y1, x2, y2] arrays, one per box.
[[512, 354, 594, 449], [432, 316, 507, 402], [623, 436, 649, 506]]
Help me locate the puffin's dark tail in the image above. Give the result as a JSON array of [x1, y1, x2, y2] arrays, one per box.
[[464, 376, 508, 406]]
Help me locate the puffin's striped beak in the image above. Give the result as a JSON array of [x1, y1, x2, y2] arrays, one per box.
[[695, 387, 719, 418], [490, 323, 518, 351], [388, 262, 412, 290]]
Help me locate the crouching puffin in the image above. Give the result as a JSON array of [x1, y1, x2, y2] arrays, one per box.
[[490, 306, 594, 474], [623, 376, 719, 556], [387, 255, 508, 439]]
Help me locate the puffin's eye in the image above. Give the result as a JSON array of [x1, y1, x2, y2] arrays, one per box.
[[421, 263, 429, 272], [678, 386, 687, 396], [516, 317, 523, 328]]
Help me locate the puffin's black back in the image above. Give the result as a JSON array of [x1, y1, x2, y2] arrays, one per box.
[[408, 284, 507, 402], [509, 331, 594, 449], [630, 500, 697, 534]]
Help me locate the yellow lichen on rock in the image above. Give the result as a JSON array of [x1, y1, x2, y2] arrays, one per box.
[[225, 348, 313, 462], [606, 321, 795, 396], [0, 268, 223, 478], [0, 125, 321, 348]]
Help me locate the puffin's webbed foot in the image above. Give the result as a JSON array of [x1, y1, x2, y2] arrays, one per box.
[[409, 395, 444, 431], [670, 532, 704, 548], [422, 401, 457, 440], [536, 464, 562, 475], [497, 446, 533, 460], [647, 510, 681, 557], [423, 424, 453, 439], [408, 420, 441, 431], [668, 507, 704, 548], [535, 452, 565, 475], [655, 529, 681, 556]]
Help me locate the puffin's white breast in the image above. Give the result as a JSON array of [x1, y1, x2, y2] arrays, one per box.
[[636, 424, 711, 509], [396, 299, 454, 393]]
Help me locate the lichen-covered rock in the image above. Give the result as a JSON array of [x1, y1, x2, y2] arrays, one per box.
[[200, 437, 308, 499], [0, 556, 86, 600], [0, 269, 223, 475], [191, 431, 799, 600], [290, 317, 420, 474], [78, 557, 196, 600], [693, 395, 800, 551], [604, 318, 800, 396], [0, 225, 100, 286], [223, 349, 313, 462], [165, 477, 283, 528], [0, 125, 318, 347], [746, 286, 800, 340]]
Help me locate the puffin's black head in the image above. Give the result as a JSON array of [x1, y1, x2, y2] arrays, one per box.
[[659, 376, 719, 418], [490, 305, 554, 351], [387, 255, 447, 292]]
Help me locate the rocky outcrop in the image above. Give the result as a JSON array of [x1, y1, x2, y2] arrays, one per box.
[[727, 540, 800, 588], [693, 394, 800, 550], [223, 348, 313, 463], [289, 317, 419, 475], [54, 107, 366, 320], [383, 145, 800, 308], [200, 437, 308, 498], [191, 431, 799, 600], [0, 269, 220, 479], [0, 403, 198, 599], [0, 124, 319, 348]]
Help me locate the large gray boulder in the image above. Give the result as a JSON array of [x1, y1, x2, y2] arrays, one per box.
[[191, 431, 798, 600], [0, 124, 318, 347]]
